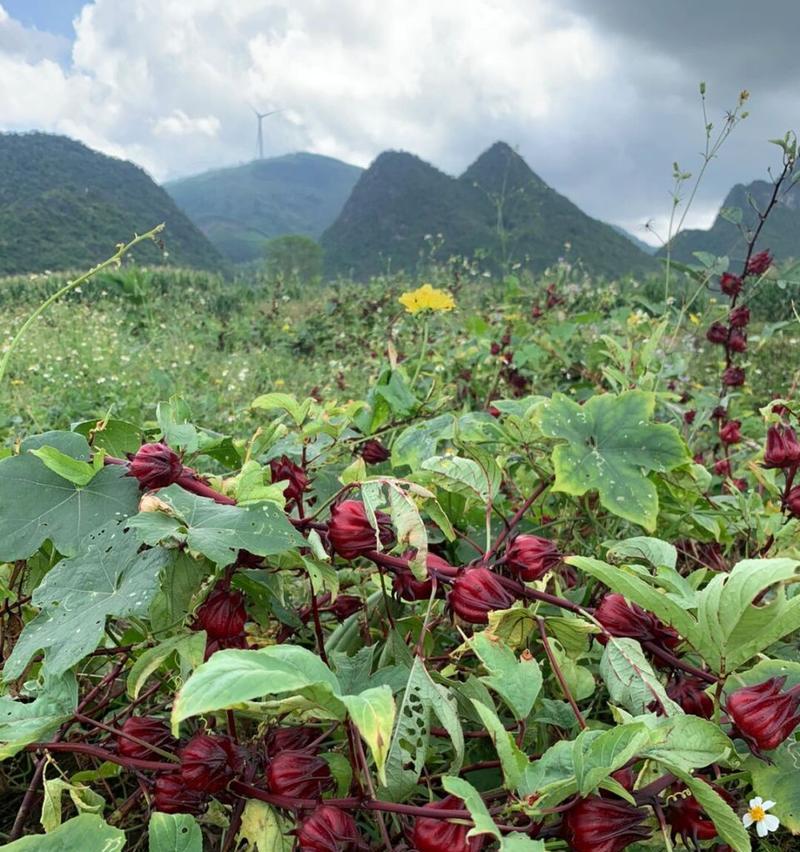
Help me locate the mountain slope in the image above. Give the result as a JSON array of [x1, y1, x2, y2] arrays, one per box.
[[658, 179, 800, 265], [165, 153, 362, 263], [322, 142, 655, 279], [0, 132, 224, 275]]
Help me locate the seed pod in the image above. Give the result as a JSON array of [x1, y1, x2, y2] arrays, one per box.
[[764, 425, 800, 469], [595, 593, 680, 649], [360, 438, 391, 465], [269, 455, 310, 504], [194, 586, 248, 640]]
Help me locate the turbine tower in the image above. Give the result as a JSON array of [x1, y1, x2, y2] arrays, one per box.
[[253, 107, 281, 160]]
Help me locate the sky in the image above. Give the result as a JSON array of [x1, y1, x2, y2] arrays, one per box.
[[1, 0, 798, 245]]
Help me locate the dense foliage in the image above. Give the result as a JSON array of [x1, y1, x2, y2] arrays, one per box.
[[0, 133, 224, 275]]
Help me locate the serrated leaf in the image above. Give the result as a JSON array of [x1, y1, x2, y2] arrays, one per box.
[[148, 812, 203, 852], [41, 777, 104, 834], [573, 722, 650, 795], [0, 814, 125, 851], [606, 536, 677, 569], [470, 633, 541, 720], [0, 453, 139, 561], [126, 633, 207, 699], [642, 715, 734, 771], [29, 447, 97, 487], [441, 776, 500, 840], [539, 391, 689, 530], [128, 484, 305, 567], [471, 699, 529, 789], [599, 637, 682, 716], [5, 525, 170, 679]]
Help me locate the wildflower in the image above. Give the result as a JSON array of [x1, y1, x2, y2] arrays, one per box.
[[727, 676, 800, 753], [398, 283, 456, 315], [409, 795, 486, 852], [720, 273, 743, 297], [763, 425, 800, 470], [563, 796, 651, 852], [504, 535, 562, 581], [266, 750, 334, 799], [328, 500, 395, 560], [742, 797, 779, 837], [128, 443, 183, 490], [746, 250, 773, 277], [296, 805, 361, 851], [449, 567, 518, 624]]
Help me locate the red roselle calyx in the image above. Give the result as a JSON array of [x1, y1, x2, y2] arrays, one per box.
[[666, 783, 732, 844], [729, 305, 750, 328], [128, 442, 183, 490], [265, 725, 320, 757], [746, 249, 772, 277], [666, 675, 714, 718], [449, 567, 518, 624], [193, 586, 248, 639], [360, 438, 391, 465], [266, 750, 334, 799], [785, 485, 800, 518], [719, 272, 743, 297], [719, 420, 742, 445], [726, 676, 800, 753], [706, 322, 728, 345], [722, 366, 746, 387], [179, 733, 243, 793], [393, 552, 458, 601], [328, 500, 395, 560], [296, 805, 361, 851], [713, 458, 732, 477], [504, 534, 562, 581], [116, 716, 175, 761], [153, 773, 208, 815], [595, 593, 680, 649], [269, 455, 310, 505], [764, 425, 800, 470], [563, 796, 652, 852], [728, 329, 747, 353], [410, 796, 486, 852]]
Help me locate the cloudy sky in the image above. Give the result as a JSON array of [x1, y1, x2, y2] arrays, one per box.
[[1, 0, 798, 244]]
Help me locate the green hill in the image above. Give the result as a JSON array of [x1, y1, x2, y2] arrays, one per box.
[[321, 141, 656, 279], [0, 132, 224, 275], [658, 180, 800, 266], [164, 153, 363, 263]]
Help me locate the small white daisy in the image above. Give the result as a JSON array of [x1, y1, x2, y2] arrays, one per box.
[[742, 796, 779, 837]]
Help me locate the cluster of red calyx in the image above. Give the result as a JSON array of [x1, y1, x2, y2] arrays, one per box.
[[392, 552, 459, 601], [726, 676, 800, 755], [296, 805, 360, 851], [762, 417, 800, 518], [594, 593, 680, 649], [360, 438, 391, 465], [128, 442, 183, 490], [489, 329, 529, 398], [665, 783, 732, 846], [270, 455, 311, 509], [448, 567, 518, 624], [327, 500, 395, 560], [409, 796, 486, 852], [504, 534, 562, 581], [562, 796, 652, 851], [191, 583, 249, 659]]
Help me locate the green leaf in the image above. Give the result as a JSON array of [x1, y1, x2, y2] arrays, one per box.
[[573, 722, 650, 796], [0, 814, 125, 851], [148, 812, 203, 852], [5, 524, 170, 679], [172, 645, 343, 733], [391, 415, 455, 469], [470, 633, 541, 720], [441, 776, 500, 840], [471, 699, 529, 789], [421, 455, 499, 503], [29, 447, 97, 487], [340, 686, 396, 786], [156, 397, 200, 452], [149, 552, 209, 635], [250, 392, 310, 426], [0, 453, 139, 561], [41, 777, 104, 833], [20, 431, 91, 459], [599, 637, 682, 716], [606, 536, 677, 569], [499, 836, 546, 851], [642, 714, 734, 771], [0, 673, 77, 760], [748, 741, 800, 835], [128, 484, 305, 567], [539, 390, 689, 530], [235, 800, 292, 851], [74, 419, 143, 458], [126, 633, 207, 699]]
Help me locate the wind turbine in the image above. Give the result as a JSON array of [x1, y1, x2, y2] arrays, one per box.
[[252, 106, 282, 160]]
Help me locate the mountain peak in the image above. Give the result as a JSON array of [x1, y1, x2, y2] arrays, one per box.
[[460, 141, 544, 194]]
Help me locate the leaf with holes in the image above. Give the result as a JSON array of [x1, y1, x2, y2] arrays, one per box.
[[4, 524, 171, 679], [539, 391, 689, 530]]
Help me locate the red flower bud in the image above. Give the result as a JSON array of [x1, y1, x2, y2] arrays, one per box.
[[269, 455, 310, 504], [719, 272, 743, 297], [764, 425, 800, 469], [719, 420, 742, 445], [722, 366, 745, 387], [786, 485, 800, 517], [713, 458, 732, 477], [409, 796, 487, 852], [203, 633, 248, 661], [746, 250, 772, 277], [684, 410, 696, 424], [128, 443, 183, 489], [265, 726, 320, 757], [449, 568, 518, 624], [711, 405, 727, 420], [360, 439, 391, 465], [393, 553, 457, 601], [531, 304, 543, 319], [296, 805, 360, 851], [116, 716, 175, 761], [595, 593, 680, 649], [490, 341, 502, 356], [194, 586, 248, 640], [324, 594, 363, 621], [729, 305, 750, 328], [266, 750, 334, 799], [728, 329, 747, 353], [563, 796, 651, 852], [727, 676, 800, 752], [488, 405, 502, 418], [666, 675, 714, 718], [706, 322, 728, 345], [666, 783, 733, 844], [328, 500, 394, 560], [179, 733, 242, 793], [153, 773, 208, 814], [505, 535, 561, 581]]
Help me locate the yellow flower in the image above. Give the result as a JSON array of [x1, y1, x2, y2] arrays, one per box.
[[398, 283, 455, 315], [274, 379, 285, 388]]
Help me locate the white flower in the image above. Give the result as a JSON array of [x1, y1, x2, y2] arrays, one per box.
[[742, 797, 779, 837]]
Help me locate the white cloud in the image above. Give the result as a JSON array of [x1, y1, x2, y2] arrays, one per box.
[[0, 0, 795, 236]]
